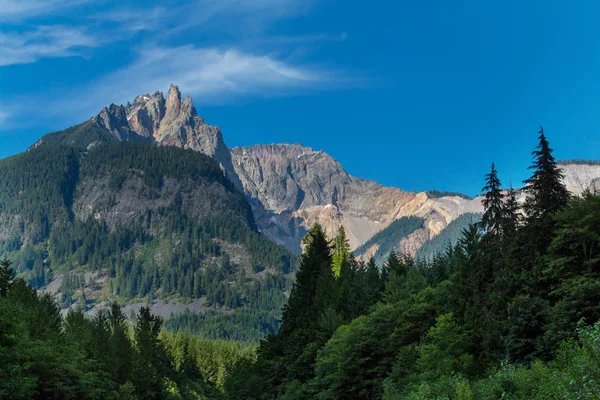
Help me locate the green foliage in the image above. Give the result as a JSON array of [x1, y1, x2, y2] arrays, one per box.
[[0, 140, 297, 341], [481, 163, 504, 235], [31, 120, 118, 150], [226, 131, 600, 399], [331, 226, 350, 277], [0, 261, 232, 399]]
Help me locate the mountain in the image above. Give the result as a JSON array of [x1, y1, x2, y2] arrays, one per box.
[[0, 140, 294, 340], [230, 143, 487, 255], [28, 85, 600, 262], [32, 84, 242, 189]]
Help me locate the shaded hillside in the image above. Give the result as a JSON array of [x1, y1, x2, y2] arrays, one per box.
[[415, 212, 482, 259], [0, 142, 296, 339], [353, 216, 425, 263]]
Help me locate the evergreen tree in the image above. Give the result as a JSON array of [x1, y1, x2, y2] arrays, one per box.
[[481, 163, 505, 235], [108, 302, 134, 384], [384, 251, 411, 278], [523, 127, 569, 248], [133, 306, 167, 398], [278, 224, 333, 336], [331, 226, 350, 278], [0, 257, 15, 297]]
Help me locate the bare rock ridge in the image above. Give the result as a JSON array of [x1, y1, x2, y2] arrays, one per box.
[[93, 84, 242, 190], [57, 85, 600, 256], [229, 143, 484, 253]]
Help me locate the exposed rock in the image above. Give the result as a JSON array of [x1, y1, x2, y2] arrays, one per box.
[[89, 84, 242, 190], [230, 143, 485, 254], [41, 86, 600, 257]]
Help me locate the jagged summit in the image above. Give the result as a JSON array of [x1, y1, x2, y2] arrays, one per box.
[[74, 84, 240, 189]]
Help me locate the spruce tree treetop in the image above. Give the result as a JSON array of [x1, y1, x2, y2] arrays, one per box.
[[523, 126, 569, 220], [502, 186, 521, 235], [279, 223, 333, 336], [481, 163, 505, 235]]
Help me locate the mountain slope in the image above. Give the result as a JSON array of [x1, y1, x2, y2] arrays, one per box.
[[0, 142, 295, 338], [230, 144, 485, 254]]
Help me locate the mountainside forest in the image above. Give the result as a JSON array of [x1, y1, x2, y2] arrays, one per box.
[[2, 128, 600, 399], [0, 141, 296, 341]]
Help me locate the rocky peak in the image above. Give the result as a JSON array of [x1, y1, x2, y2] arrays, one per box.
[[86, 85, 242, 189], [163, 84, 182, 124]]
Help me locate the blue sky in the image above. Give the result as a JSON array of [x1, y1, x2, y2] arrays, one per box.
[[1, 0, 599, 195]]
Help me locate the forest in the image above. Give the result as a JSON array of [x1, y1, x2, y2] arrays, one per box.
[[0, 141, 296, 341], [224, 128, 600, 399], [2, 127, 600, 399]]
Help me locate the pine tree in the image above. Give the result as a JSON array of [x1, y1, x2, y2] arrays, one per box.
[[0, 257, 15, 297], [384, 251, 409, 277], [481, 163, 505, 235], [133, 306, 166, 398], [332, 226, 350, 278], [523, 127, 570, 251], [523, 127, 569, 221], [108, 302, 134, 383], [279, 224, 333, 335]]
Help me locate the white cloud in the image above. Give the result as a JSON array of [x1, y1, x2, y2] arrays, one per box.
[[0, 44, 355, 131], [0, 0, 322, 66], [0, 25, 99, 66], [77, 45, 345, 110], [0, 0, 90, 20]]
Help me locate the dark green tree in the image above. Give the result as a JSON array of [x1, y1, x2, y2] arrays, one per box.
[[0, 257, 16, 298], [481, 163, 504, 235], [502, 186, 521, 235], [523, 127, 569, 248]]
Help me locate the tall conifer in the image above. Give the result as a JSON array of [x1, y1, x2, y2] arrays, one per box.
[[481, 163, 504, 235], [332, 226, 350, 278], [523, 127, 569, 220], [523, 127, 569, 250]]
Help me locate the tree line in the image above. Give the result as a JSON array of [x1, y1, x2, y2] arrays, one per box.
[[224, 127, 600, 399]]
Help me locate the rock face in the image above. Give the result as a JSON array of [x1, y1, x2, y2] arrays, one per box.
[[35, 85, 600, 257], [558, 163, 600, 196], [92, 84, 242, 189], [230, 144, 484, 253]]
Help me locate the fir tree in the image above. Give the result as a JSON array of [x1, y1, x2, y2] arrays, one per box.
[[0, 257, 15, 298], [523, 127, 569, 222], [331, 226, 350, 278], [481, 163, 505, 235], [279, 224, 333, 336]]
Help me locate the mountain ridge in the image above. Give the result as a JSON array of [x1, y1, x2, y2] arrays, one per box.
[[26, 85, 600, 257]]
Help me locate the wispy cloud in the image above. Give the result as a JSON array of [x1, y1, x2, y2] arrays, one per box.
[[0, 0, 90, 20], [0, 110, 9, 125], [0, 25, 99, 66], [66, 44, 351, 114], [0, 0, 360, 130]]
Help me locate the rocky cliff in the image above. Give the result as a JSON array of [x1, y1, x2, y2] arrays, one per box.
[[230, 144, 484, 254]]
